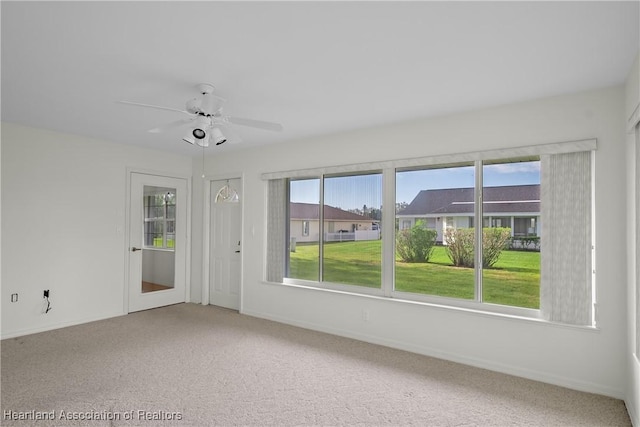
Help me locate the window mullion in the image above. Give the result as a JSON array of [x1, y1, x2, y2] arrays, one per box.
[[475, 160, 483, 302], [284, 180, 291, 278], [163, 201, 168, 248], [382, 168, 395, 297], [319, 176, 325, 283]]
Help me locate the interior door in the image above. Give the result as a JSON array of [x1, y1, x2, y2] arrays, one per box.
[[128, 172, 188, 312], [209, 178, 242, 310]]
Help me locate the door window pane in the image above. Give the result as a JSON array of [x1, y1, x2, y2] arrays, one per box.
[[141, 185, 176, 293], [143, 188, 176, 249]]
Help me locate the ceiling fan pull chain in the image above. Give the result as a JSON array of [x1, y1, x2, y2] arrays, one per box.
[[202, 145, 206, 179]]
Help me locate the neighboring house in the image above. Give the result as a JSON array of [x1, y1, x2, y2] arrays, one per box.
[[290, 202, 380, 243], [396, 184, 540, 243]]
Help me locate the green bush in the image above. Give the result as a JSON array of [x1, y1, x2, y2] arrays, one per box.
[[396, 221, 437, 263], [444, 228, 475, 267], [444, 227, 512, 268], [482, 227, 512, 268]]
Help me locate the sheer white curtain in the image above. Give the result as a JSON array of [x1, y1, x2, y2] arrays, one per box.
[[540, 151, 593, 326], [266, 179, 286, 283], [636, 125, 640, 354]]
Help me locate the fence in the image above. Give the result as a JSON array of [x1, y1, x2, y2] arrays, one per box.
[[509, 236, 540, 251], [324, 230, 380, 242]]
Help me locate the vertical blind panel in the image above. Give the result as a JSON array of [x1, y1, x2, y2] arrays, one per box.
[[540, 151, 592, 326], [636, 125, 640, 354], [266, 179, 286, 283]]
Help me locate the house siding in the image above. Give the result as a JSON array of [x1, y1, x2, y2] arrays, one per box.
[[398, 184, 540, 242]]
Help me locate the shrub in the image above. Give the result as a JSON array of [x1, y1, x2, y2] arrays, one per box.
[[444, 228, 475, 267], [445, 227, 512, 268], [396, 221, 437, 263], [482, 227, 512, 268]]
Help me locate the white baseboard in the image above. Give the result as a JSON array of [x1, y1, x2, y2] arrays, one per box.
[[242, 308, 625, 400], [627, 355, 640, 427], [0, 311, 126, 340], [629, 402, 639, 427]]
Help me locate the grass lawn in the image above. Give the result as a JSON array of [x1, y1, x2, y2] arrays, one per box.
[[289, 241, 381, 287], [289, 240, 540, 309]]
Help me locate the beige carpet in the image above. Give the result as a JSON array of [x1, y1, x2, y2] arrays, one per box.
[[1, 303, 631, 426]]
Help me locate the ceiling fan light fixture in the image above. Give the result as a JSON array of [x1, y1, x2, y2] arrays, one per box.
[[195, 136, 210, 148], [192, 128, 206, 139], [211, 127, 227, 146], [182, 133, 196, 145], [192, 116, 210, 140]]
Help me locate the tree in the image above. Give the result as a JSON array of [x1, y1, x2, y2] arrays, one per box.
[[396, 202, 409, 213], [369, 207, 382, 220]]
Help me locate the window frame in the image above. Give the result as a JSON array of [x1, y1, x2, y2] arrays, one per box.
[[391, 159, 542, 318], [144, 192, 176, 251], [286, 171, 385, 296], [265, 139, 596, 322]]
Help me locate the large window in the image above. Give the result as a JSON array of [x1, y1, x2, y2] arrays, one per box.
[[287, 174, 383, 289], [266, 140, 595, 325], [395, 164, 475, 300], [394, 159, 540, 309]]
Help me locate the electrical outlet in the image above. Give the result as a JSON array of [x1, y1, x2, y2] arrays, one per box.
[[11, 293, 18, 303], [362, 309, 370, 322], [43, 290, 49, 298]]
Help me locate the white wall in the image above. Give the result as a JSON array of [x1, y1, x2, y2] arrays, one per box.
[[625, 53, 640, 426], [1, 84, 633, 405], [1, 123, 192, 338], [192, 86, 629, 399]]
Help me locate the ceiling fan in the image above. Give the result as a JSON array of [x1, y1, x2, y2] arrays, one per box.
[[119, 83, 283, 148]]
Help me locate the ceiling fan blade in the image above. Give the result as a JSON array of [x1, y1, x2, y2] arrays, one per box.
[[225, 116, 283, 132], [148, 117, 194, 133], [118, 100, 189, 115]]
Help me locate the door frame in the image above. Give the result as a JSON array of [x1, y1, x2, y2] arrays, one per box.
[[201, 173, 244, 310], [124, 168, 192, 313]]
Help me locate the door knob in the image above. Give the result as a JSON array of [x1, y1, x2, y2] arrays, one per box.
[[131, 247, 142, 252]]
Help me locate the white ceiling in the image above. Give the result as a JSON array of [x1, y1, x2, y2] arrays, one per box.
[[2, 1, 638, 157]]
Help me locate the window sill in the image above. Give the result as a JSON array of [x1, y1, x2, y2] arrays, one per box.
[[269, 279, 599, 332]]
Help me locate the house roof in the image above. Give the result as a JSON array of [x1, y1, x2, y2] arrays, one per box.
[[398, 184, 540, 216], [290, 203, 378, 222]]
